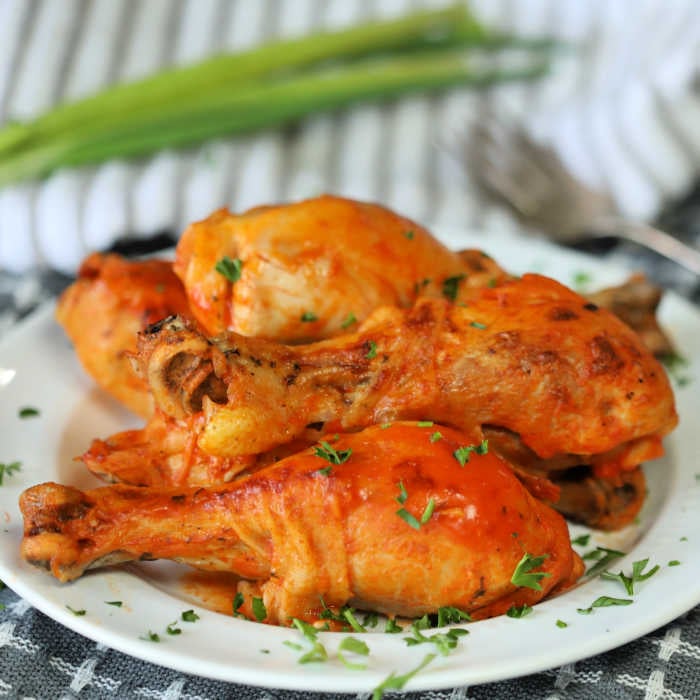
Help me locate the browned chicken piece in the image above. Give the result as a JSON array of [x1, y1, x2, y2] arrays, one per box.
[[131, 274, 676, 529], [55, 253, 191, 419], [585, 274, 674, 357], [21, 423, 583, 625], [173, 195, 509, 342]]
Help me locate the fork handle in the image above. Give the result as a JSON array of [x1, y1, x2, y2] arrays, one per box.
[[590, 218, 700, 276]]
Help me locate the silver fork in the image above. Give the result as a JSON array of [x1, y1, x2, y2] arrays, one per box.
[[464, 118, 700, 276]]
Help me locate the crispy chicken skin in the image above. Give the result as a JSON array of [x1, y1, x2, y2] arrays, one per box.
[[138, 274, 676, 464], [21, 423, 583, 624], [55, 253, 191, 419], [174, 195, 507, 342]]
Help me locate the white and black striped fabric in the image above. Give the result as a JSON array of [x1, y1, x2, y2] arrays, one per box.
[[0, 0, 699, 275]]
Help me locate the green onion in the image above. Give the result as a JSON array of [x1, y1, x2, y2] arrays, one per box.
[[0, 44, 550, 187]]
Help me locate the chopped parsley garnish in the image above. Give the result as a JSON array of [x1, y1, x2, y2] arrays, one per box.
[[660, 351, 691, 387], [380, 422, 392, 430], [105, 601, 122, 607], [290, 618, 328, 664], [317, 466, 332, 476], [403, 230, 415, 240], [341, 312, 357, 329], [232, 592, 245, 618], [338, 637, 370, 670], [141, 630, 160, 642], [372, 654, 436, 700], [395, 481, 408, 505], [385, 617, 403, 633], [572, 270, 592, 291], [300, 311, 318, 322], [577, 596, 633, 614], [600, 558, 659, 595], [416, 420, 433, 427], [18, 407, 39, 418], [453, 440, 488, 466], [469, 321, 487, 330], [0, 603, 4, 612], [668, 560, 681, 567], [556, 619, 568, 628], [252, 597, 267, 622], [166, 621, 182, 635], [429, 431, 443, 443], [343, 608, 367, 633], [442, 274, 466, 302], [403, 621, 469, 656], [363, 611, 379, 628], [420, 498, 436, 525], [66, 605, 86, 616], [436, 606, 471, 626], [365, 340, 377, 359], [583, 547, 626, 577], [0, 461, 21, 486], [510, 553, 551, 591], [260, 648, 270, 654], [313, 440, 352, 465], [181, 609, 199, 622], [571, 534, 591, 547], [214, 256, 243, 283], [487, 277, 497, 288], [506, 604, 532, 618], [396, 508, 421, 530]]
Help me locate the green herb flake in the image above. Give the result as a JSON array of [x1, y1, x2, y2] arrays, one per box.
[[372, 653, 436, 700], [436, 606, 471, 627], [511, 553, 551, 591], [403, 230, 415, 240], [343, 608, 367, 633], [416, 420, 433, 427], [420, 498, 436, 525], [66, 605, 86, 616], [571, 534, 591, 547], [453, 440, 489, 466], [584, 547, 626, 578], [660, 351, 692, 388], [413, 278, 432, 295], [214, 256, 243, 283], [313, 440, 352, 465], [252, 596, 267, 622], [681, 537, 688, 542], [317, 466, 332, 476], [338, 636, 370, 670], [403, 621, 469, 656], [572, 270, 592, 290], [105, 601, 122, 607], [300, 311, 318, 322], [506, 604, 533, 618], [379, 422, 393, 430], [232, 591, 245, 618], [260, 648, 270, 654], [385, 617, 403, 633], [668, 560, 681, 567], [469, 321, 487, 330], [290, 618, 328, 664], [141, 630, 160, 642], [556, 619, 568, 628], [363, 611, 379, 628], [181, 609, 199, 622], [0, 461, 21, 486], [0, 603, 4, 612], [283, 640, 304, 651], [18, 407, 39, 418], [166, 621, 182, 635], [395, 481, 408, 505], [577, 596, 633, 614], [365, 340, 377, 359], [396, 508, 421, 530], [429, 431, 443, 443], [442, 274, 466, 302], [487, 277, 497, 288], [601, 559, 659, 596], [341, 312, 357, 329]]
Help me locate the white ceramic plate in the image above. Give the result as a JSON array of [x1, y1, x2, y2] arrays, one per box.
[[0, 229, 698, 694]]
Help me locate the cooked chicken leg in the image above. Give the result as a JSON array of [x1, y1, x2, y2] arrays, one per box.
[[138, 274, 676, 467], [21, 423, 583, 625], [174, 195, 508, 341]]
